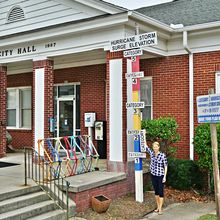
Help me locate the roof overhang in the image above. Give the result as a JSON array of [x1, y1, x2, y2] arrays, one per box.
[[74, 0, 127, 14]]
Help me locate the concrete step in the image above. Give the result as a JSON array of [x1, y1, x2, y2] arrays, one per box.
[[0, 185, 41, 202], [0, 200, 57, 220], [26, 209, 67, 220], [0, 191, 49, 214]]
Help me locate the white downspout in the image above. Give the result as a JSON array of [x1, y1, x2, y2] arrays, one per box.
[[183, 30, 194, 160]]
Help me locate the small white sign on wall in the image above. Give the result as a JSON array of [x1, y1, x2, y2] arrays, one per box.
[[84, 112, 96, 127]]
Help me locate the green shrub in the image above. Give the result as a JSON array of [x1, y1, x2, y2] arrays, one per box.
[[167, 158, 205, 190], [194, 123, 220, 171], [141, 116, 180, 157], [194, 124, 220, 192]]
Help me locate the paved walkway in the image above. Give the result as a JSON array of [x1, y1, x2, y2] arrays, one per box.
[[141, 201, 216, 220], [0, 151, 36, 194]]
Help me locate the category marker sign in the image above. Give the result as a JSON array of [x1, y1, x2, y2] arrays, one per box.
[[123, 49, 143, 57], [125, 71, 144, 79], [128, 152, 146, 158], [126, 102, 145, 109]]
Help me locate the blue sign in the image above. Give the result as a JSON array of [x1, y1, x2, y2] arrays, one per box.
[[134, 136, 142, 171], [197, 94, 220, 123]]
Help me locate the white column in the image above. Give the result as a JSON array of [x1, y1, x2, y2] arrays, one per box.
[[126, 58, 134, 158], [109, 59, 123, 162], [34, 68, 45, 155], [189, 53, 194, 160]]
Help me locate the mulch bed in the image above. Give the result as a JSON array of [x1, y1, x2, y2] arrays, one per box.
[[76, 187, 214, 220]]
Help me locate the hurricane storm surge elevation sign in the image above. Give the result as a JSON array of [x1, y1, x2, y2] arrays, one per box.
[[110, 32, 157, 52], [197, 94, 220, 123]]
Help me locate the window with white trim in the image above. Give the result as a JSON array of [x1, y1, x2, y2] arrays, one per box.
[[216, 72, 220, 93], [7, 87, 32, 129], [140, 78, 152, 120]]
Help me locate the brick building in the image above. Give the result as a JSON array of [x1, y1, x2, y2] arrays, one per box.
[[1, 0, 220, 171]]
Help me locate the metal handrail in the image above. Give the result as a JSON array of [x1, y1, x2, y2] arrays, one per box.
[[24, 148, 70, 219]]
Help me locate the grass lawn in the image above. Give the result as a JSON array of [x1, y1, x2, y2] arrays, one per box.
[[198, 214, 217, 220]]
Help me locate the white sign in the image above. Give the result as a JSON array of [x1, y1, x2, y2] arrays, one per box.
[[128, 152, 146, 158], [84, 112, 96, 127], [127, 130, 141, 135], [132, 79, 137, 84], [125, 71, 144, 79], [110, 32, 157, 52], [131, 57, 136, 62], [140, 130, 146, 152], [135, 158, 140, 163], [126, 102, 145, 109], [197, 94, 220, 123], [123, 49, 143, 58]]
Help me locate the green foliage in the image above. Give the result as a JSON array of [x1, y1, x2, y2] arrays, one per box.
[[143, 181, 153, 192], [197, 214, 217, 220], [194, 124, 220, 172], [141, 117, 180, 156], [167, 158, 205, 190]]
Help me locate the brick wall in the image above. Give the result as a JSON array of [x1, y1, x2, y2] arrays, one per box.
[[69, 167, 152, 213], [7, 51, 220, 158], [69, 162, 136, 212], [7, 72, 33, 148], [55, 64, 106, 149], [193, 51, 220, 124], [140, 52, 220, 159], [70, 179, 131, 212], [141, 55, 189, 158], [6, 63, 106, 150]]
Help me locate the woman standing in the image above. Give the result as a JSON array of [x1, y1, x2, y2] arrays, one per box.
[[145, 141, 168, 215]]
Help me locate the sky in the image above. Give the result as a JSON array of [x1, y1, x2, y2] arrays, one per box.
[[104, 0, 172, 9]]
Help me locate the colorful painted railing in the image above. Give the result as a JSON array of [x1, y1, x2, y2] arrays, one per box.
[[37, 135, 99, 177]]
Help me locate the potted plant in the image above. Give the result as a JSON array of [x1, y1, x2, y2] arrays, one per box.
[[91, 195, 111, 213]]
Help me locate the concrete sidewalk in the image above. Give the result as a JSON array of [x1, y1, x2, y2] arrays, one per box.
[[141, 201, 216, 220], [0, 151, 36, 194]]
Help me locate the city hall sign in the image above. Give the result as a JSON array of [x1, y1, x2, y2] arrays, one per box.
[[0, 42, 57, 57]]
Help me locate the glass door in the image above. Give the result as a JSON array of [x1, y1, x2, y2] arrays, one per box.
[[57, 99, 75, 137]]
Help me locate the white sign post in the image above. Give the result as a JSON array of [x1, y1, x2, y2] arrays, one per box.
[[197, 92, 220, 218], [84, 113, 96, 155], [110, 30, 157, 204]]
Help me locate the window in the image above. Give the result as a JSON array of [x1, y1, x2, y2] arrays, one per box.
[[140, 78, 152, 120], [7, 87, 32, 129], [216, 72, 220, 93]]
